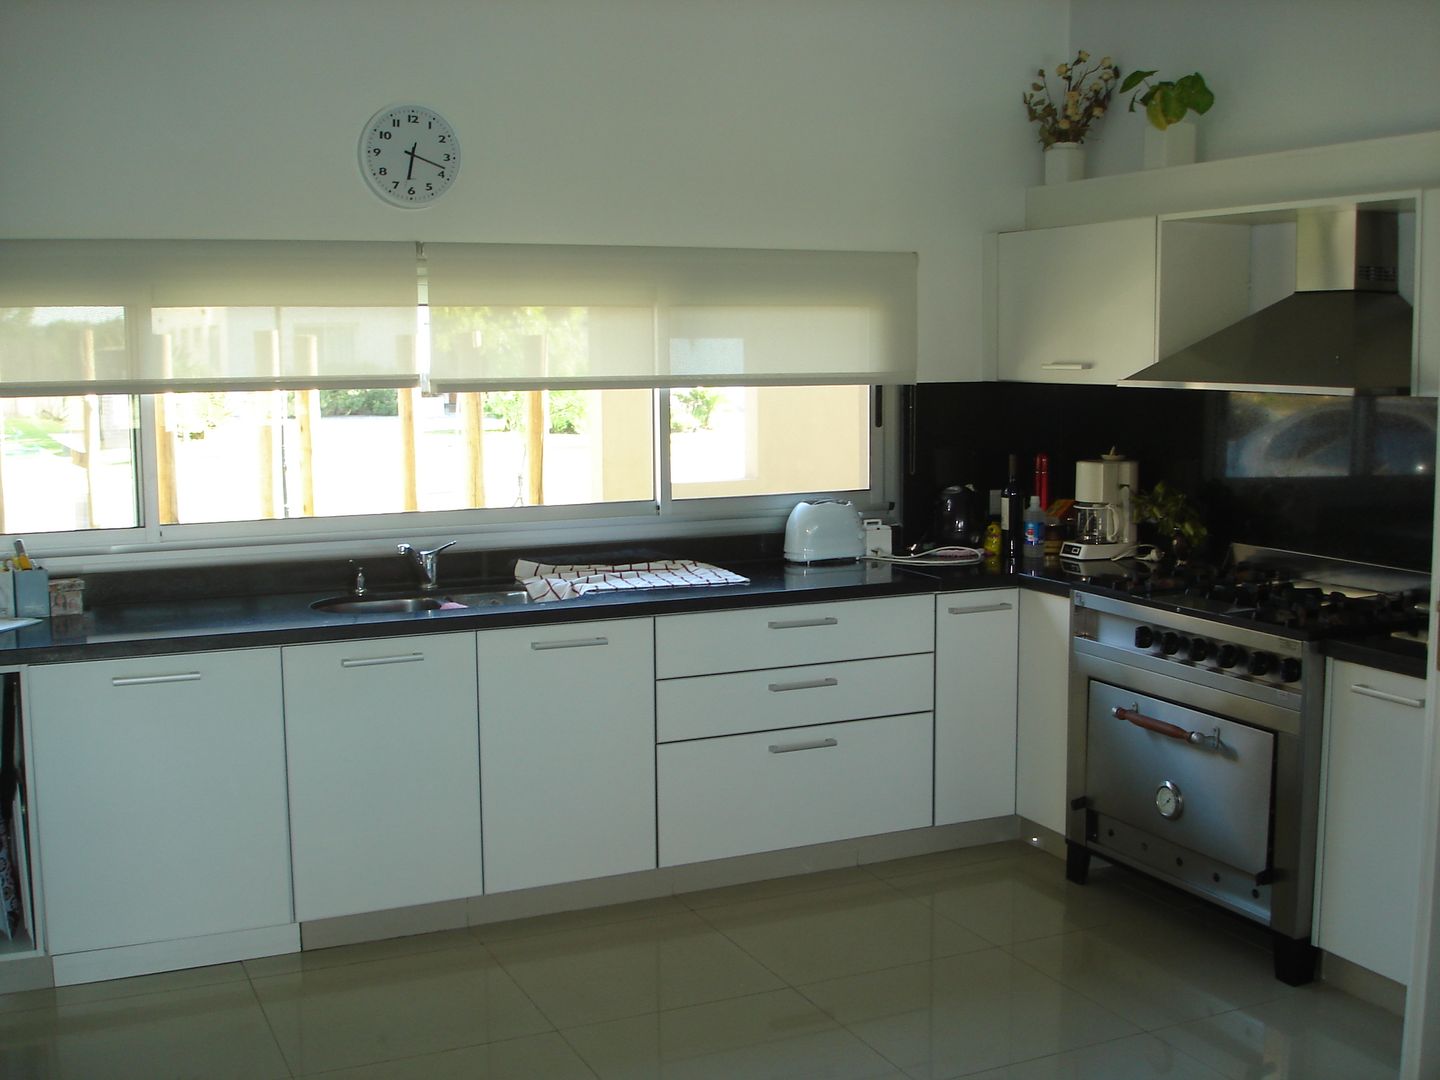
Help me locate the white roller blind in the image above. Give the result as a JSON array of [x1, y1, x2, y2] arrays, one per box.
[[426, 244, 916, 391], [0, 240, 420, 395]]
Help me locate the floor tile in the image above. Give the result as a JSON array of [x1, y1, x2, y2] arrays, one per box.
[[296, 1030, 597, 1079], [0, 961, 249, 1016], [677, 866, 875, 910], [1151, 984, 1403, 1080], [1009, 907, 1293, 1031], [0, 980, 289, 1080], [243, 927, 477, 978], [697, 879, 991, 985], [485, 911, 784, 1029], [862, 841, 1027, 881], [798, 947, 1139, 1078], [251, 942, 550, 1075], [962, 1032, 1226, 1079], [562, 987, 901, 1079], [471, 896, 690, 943]]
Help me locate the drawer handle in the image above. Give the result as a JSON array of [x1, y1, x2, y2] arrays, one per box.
[[767, 617, 839, 630], [767, 677, 840, 693], [110, 672, 202, 687], [531, 637, 609, 651], [1350, 684, 1425, 709], [768, 737, 839, 754], [946, 602, 1013, 615], [1040, 361, 1093, 371], [340, 653, 425, 668]]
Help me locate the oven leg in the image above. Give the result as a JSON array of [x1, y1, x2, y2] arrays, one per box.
[[1272, 933, 1318, 986], [1065, 841, 1091, 885]]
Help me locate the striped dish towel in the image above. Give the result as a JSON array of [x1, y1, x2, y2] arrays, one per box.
[[514, 559, 750, 602]]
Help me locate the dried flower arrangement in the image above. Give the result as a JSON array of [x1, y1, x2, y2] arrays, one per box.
[[1023, 50, 1120, 147]]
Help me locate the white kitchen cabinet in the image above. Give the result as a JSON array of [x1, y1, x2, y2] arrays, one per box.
[[477, 618, 656, 893], [934, 589, 1019, 824], [28, 649, 293, 957], [282, 633, 482, 922], [996, 218, 1157, 383], [1015, 589, 1071, 835], [1316, 659, 1427, 984], [1417, 187, 1440, 396]]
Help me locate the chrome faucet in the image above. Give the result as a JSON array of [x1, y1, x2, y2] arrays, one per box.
[[397, 540, 457, 590]]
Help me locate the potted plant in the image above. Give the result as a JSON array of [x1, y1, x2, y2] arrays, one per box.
[[1129, 480, 1209, 562], [1119, 69, 1214, 168], [1022, 50, 1120, 183]]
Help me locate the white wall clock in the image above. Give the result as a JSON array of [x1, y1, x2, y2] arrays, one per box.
[[359, 104, 460, 207]]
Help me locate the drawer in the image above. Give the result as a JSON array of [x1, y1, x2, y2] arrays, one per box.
[[655, 594, 934, 678], [657, 653, 933, 742], [657, 712, 933, 866]]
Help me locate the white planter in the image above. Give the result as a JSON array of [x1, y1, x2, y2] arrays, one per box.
[[1143, 120, 1197, 169], [1043, 143, 1085, 185]]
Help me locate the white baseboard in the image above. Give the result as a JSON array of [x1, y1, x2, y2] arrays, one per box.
[[51, 923, 299, 987]]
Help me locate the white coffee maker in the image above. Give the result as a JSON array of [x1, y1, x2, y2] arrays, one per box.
[[1060, 451, 1139, 560]]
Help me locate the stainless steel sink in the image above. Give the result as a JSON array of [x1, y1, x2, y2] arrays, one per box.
[[311, 586, 530, 614]]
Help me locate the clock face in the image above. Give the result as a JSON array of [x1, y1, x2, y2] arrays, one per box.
[[359, 104, 460, 207]]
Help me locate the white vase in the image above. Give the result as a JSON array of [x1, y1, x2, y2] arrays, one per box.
[[1043, 143, 1085, 185], [1143, 120, 1197, 169]]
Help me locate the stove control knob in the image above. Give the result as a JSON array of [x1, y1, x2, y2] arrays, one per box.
[[1248, 651, 1274, 677], [1186, 638, 1211, 663], [1161, 632, 1185, 656], [1217, 644, 1245, 669], [1134, 626, 1155, 650], [1279, 657, 1302, 683]]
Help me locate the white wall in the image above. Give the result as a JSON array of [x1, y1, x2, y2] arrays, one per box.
[[1069, 0, 1440, 178], [0, 0, 1066, 382]]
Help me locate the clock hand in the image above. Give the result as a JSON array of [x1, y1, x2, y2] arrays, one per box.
[[409, 150, 448, 171], [405, 143, 417, 180]]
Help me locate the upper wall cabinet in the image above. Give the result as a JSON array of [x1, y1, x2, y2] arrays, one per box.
[[996, 218, 1157, 384]]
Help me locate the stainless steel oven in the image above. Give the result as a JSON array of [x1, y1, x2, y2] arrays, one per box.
[[1065, 590, 1326, 984]]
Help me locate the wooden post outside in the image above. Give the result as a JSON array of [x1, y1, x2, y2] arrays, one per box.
[[397, 335, 418, 512], [255, 330, 280, 519], [296, 334, 319, 518], [525, 390, 545, 506], [154, 334, 179, 525], [461, 392, 484, 507], [81, 329, 101, 527]]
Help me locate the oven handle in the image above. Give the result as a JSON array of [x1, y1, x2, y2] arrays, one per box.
[[1114, 704, 1220, 749]]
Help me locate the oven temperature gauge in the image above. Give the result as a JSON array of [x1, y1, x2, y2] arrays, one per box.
[[1155, 780, 1184, 820]]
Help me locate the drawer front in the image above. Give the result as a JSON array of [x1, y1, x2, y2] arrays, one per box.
[[657, 712, 933, 866], [657, 653, 933, 742], [655, 594, 934, 678]]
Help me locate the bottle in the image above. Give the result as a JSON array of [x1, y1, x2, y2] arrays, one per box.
[[1000, 454, 1024, 560], [1022, 496, 1046, 560], [1033, 453, 1050, 515]]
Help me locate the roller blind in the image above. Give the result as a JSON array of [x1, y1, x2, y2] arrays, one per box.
[[0, 240, 420, 395], [426, 244, 917, 391]]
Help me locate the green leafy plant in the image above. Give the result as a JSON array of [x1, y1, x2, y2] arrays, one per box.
[[670, 387, 722, 433], [1129, 481, 1209, 552], [1120, 69, 1214, 130], [1023, 50, 1120, 147]]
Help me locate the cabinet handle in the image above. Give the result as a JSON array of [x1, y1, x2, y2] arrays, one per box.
[[531, 636, 609, 651], [340, 653, 425, 668], [1350, 684, 1425, 709], [1040, 361, 1093, 371], [946, 602, 1013, 615], [767, 677, 840, 693], [110, 672, 202, 687], [767, 616, 839, 630], [768, 737, 839, 754]]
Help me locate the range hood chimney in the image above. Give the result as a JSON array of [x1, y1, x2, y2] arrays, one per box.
[[1124, 209, 1413, 395]]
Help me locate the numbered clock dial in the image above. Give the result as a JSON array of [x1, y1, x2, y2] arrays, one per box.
[[359, 104, 460, 207]]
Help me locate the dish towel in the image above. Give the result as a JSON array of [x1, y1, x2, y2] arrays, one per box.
[[514, 559, 750, 602]]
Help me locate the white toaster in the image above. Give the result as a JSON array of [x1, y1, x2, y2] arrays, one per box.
[[783, 499, 865, 563]]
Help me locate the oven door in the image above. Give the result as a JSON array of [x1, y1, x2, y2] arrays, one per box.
[[1086, 680, 1275, 875]]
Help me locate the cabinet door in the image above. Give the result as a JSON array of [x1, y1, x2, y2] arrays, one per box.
[[1015, 589, 1070, 834], [997, 218, 1157, 383], [934, 590, 1019, 824], [478, 618, 655, 893], [29, 649, 292, 955], [1317, 660, 1426, 984], [282, 633, 482, 922]]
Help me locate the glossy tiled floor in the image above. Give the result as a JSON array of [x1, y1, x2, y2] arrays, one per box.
[[0, 841, 1404, 1078]]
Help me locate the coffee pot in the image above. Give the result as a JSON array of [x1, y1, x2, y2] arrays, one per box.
[[1060, 452, 1139, 560]]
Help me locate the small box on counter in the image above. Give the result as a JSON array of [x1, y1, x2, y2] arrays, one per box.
[[13, 570, 50, 618], [49, 577, 83, 616], [0, 577, 12, 619]]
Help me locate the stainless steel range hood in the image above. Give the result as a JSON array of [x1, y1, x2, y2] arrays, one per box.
[[1124, 209, 1414, 396]]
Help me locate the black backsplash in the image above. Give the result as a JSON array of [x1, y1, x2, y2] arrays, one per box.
[[904, 383, 1436, 571]]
